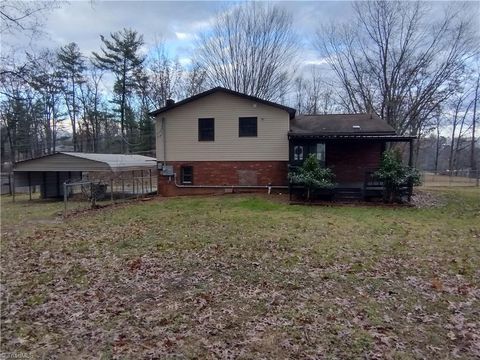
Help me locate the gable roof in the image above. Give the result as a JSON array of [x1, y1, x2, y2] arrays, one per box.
[[148, 87, 297, 119], [14, 152, 156, 172], [290, 113, 397, 136]]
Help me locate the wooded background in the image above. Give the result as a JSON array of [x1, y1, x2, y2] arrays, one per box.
[[1, 1, 479, 173]]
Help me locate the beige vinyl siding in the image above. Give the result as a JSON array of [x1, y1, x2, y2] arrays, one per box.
[[155, 92, 290, 161]]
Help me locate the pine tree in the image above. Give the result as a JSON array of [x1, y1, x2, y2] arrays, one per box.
[[92, 28, 145, 153], [58, 42, 85, 151]]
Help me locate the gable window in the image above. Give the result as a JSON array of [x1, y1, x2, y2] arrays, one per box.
[[180, 166, 193, 184], [198, 118, 214, 141], [239, 117, 257, 137]]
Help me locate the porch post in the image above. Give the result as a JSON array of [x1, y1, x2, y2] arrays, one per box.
[[408, 139, 413, 167]]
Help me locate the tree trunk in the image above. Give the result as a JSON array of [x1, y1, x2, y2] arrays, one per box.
[[435, 126, 440, 174], [72, 75, 76, 152], [471, 75, 479, 171], [121, 58, 127, 153]]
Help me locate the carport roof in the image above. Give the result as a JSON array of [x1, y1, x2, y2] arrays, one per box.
[[14, 152, 157, 172]]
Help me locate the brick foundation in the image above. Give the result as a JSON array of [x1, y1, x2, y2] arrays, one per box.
[[158, 161, 288, 196]]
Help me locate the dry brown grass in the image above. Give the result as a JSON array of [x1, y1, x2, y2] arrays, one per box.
[[1, 188, 479, 358]]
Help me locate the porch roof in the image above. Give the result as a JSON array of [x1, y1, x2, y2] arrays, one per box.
[[288, 133, 415, 141], [289, 113, 412, 140]]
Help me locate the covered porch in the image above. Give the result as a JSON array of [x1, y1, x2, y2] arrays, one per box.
[[288, 113, 415, 201]]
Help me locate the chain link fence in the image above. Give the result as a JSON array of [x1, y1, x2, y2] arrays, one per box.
[[63, 174, 157, 216], [421, 170, 480, 187]]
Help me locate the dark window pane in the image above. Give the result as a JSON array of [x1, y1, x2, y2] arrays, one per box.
[[315, 143, 325, 167], [181, 166, 193, 184], [198, 118, 214, 141], [239, 117, 257, 137], [293, 145, 304, 161]]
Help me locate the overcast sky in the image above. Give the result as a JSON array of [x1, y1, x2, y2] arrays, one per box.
[[5, 1, 362, 69], [5, 1, 479, 71]]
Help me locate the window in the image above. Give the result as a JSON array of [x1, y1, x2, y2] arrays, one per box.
[[181, 166, 193, 184], [293, 145, 304, 161], [315, 143, 326, 166], [239, 117, 257, 137], [198, 118, 214, 141]]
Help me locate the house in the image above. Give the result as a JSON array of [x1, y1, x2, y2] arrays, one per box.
[[149, 87, 414, 199]]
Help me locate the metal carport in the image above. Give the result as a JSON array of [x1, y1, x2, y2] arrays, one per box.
[[13, 152, 157, 200]]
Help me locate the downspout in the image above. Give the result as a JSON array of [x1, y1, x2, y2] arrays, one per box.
[[162, 117, 167, 166]]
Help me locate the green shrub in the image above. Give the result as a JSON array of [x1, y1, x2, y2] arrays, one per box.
[[288, 153, 336, 200], [374, 149, 421, 203]]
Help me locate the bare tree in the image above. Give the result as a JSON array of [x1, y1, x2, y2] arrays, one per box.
[[316, 1, 478, 135], [447, 90, 475, 171], [195, 2, 297, 101], [0, 0, 60, 38], [26, 50, 65, 155], [293, 67, 342, 115], [78, 63, 104, 152], [147, 42, 183, 108], [182, 62, 207, 98]]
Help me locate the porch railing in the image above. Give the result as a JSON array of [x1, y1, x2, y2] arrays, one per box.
[[364, 170, 413, 200]]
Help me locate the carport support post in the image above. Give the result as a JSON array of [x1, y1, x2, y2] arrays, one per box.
[[132, 171, 135, 195], [149, 169, 152, 193], [110, 179, 114, 204]]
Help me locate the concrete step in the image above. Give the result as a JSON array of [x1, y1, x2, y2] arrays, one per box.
[[335, 188, 363, 200]]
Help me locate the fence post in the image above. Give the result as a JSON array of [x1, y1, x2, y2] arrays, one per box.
[[28, 172, 32, 200], [12, 173, 15, 203], [64, 182, 67, 217], [476, 170, 479, 187]]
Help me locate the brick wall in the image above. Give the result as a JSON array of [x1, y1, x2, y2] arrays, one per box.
[[158, 161, 288, 196], [327, 141, 383, 183]]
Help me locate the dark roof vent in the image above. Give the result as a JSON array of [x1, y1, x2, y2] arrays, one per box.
[[166, 99, 175, 107]]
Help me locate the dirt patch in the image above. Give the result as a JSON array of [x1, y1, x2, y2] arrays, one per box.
[[410, 189, 446, 208]]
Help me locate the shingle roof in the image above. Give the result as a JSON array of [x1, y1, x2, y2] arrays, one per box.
[[148, 87, 297, 119], [290, 113, 397, 136]]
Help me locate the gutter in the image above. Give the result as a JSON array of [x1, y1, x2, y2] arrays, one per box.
[[171, 174, 288, 194]]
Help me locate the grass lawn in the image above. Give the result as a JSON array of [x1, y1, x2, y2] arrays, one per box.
[[1, 188, 479, 359]]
